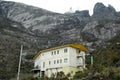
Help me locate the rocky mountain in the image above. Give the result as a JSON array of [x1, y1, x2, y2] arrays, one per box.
[[0, 1, 120, 79], [93, 3, 116, 18]]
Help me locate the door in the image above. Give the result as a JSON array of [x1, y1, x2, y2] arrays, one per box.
[[41, 71, 45, 77]]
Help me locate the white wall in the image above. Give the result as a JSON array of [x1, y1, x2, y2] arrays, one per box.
[[34, 56, 41, 68], [69, 47, 86, 68], [69, 47, 78, 67], [36, 47, 70, 71]]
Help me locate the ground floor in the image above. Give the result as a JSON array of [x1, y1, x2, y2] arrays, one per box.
[[32, 66, 83, 78]]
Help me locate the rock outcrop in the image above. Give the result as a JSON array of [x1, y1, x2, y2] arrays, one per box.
[[93, 3, 116, 18]]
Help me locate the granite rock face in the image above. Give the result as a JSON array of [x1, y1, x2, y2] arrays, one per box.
[[93, 3, 116, 18], [0, 1, 120, 50]]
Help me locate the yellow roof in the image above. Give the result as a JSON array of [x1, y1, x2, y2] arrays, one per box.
[[33, 44, 88, 60]]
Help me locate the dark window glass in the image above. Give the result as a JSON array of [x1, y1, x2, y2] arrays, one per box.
[[57, 60, 59, 64], [64, 49, 67, 53], [57, 50, 59, 54], [54, 51, 56, 55], [64, 58, 68, 63], [54, 60, 56, 64], [51, 52, 53, 55], [60, 59, 62, 63], [43, 62, 45, 68]]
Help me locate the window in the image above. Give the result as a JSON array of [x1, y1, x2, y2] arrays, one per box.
[[57, 50, 59, 54], [64, 49, 67, 53], [51, 52, 53, 55], [43, 62, 45, 68], [54, 60, 56, 64], [49, 61, 51, 65], [57, 60, 59, 64], [54, 51, 56, 55], [60, 59, 62, 63], [64, 58, 68, 63]]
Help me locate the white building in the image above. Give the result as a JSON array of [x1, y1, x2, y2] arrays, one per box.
[[32, 44, 88, 78]]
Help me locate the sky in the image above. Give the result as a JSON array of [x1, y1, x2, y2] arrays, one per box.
[[5, 0, 120, 15]]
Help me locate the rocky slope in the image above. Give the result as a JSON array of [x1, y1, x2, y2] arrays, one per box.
[[0, 1, 120, 79]]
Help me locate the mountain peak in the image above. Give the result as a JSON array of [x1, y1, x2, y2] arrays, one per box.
[[93, 2, 116, 18]]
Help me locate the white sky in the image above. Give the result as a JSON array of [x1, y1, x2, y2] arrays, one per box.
[[5, 0, 120, 15]]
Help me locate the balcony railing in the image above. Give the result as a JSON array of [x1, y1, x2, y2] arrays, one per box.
[[31, 65, 41, 72], [76, 54, 82, 58]]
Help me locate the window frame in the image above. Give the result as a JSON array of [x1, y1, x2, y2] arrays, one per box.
[[64, 58, 68, 63], [64, 48, 68, 53], [43, 62, 45, 68], [49, 61, 51, 65]]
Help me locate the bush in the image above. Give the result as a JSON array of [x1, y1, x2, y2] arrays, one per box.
[[73, 71, 87, 79], [55, 71, 69, 80]]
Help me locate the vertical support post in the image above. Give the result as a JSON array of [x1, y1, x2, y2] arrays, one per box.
[[91, 56, 93, 65], [83, 53, 86, 68], [17, 45, 23, 80]]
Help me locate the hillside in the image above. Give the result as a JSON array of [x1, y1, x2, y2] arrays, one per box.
[[87, 35, 120, 80], [0, 17, 38, 79], [0, 1, 120, 80], [71, 35, 120, 80]]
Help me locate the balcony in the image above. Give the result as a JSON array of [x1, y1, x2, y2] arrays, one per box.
[[76, 54, 82, 58], [31, 65, 41, 73]]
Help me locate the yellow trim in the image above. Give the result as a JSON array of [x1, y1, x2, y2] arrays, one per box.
[[33, 44, 87, 60], [69, 44, 87, 51]]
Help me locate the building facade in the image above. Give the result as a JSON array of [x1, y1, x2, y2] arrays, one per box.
[[33, 44, 88, 78]]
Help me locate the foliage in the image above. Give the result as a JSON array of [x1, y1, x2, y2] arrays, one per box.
[[33, 71, 69, 80], [87, 35, 120, 80], [73, 71, 87, 79], [55, 71, 69, 80]]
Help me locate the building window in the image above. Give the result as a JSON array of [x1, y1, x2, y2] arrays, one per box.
[[43, 62, 45, 68], [54, 60, 56, 64], [49, 61, 51, 65], [60, 59, 62, 63], [51, 52, 53, 55], [57, 60, 59, 64], [54, 51, 56, 55], [57, 50, 59, 54], [64, 49, 67, 53], [64, 58, 68, 63]]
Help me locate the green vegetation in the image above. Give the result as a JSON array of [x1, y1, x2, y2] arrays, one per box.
[[73, 71, 87, 79], [86, 35, 120, 80]]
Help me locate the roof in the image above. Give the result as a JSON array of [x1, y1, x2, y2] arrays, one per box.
[[33, 44, 88, 60]]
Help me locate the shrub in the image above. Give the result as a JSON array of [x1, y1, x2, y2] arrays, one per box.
[[73, 71, 87, 79]]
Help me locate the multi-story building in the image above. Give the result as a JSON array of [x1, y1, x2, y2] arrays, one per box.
[[32, 44, 88, 78]]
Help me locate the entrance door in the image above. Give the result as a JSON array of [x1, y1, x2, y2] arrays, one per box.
[[41, 71, 45, 77]]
